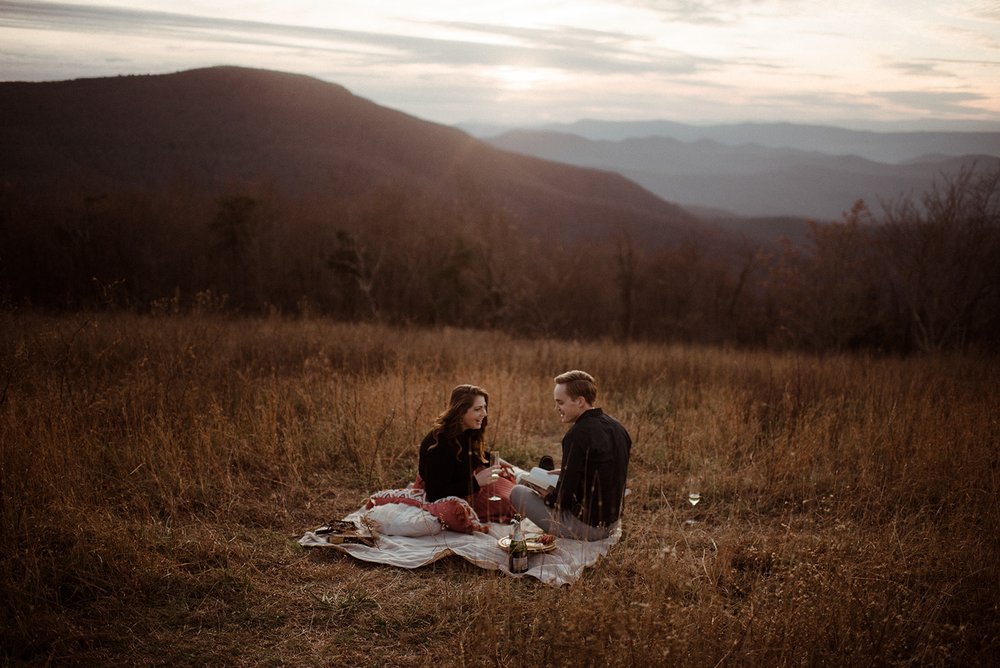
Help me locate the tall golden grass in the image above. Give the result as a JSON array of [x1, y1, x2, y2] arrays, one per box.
[[2, 312, 997, 666]]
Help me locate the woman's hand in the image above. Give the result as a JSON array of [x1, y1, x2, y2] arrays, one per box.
[[474, 466, 500, 487]]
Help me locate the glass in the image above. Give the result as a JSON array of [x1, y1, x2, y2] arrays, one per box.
[[488, 450, 501, 502], [687, 476, 701, 506], [685, 476, 701, 525]]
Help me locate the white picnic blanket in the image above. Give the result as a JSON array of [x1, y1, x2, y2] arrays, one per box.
[[299, 511, 621, 587]]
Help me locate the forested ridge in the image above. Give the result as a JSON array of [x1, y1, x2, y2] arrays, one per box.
[[1, 66, 998, 352]]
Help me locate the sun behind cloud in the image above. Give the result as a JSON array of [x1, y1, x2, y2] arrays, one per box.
[[487, 65, 566, 91]]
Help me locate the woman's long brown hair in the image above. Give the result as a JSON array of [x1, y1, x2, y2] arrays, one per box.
[[428, 384, 489, 463]]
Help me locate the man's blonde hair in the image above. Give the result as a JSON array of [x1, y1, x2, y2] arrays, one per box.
[[554, 370, 597, 405]]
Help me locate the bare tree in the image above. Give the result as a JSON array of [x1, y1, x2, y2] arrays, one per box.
[[766, 201, 883, 351], [878, 163, 1000, 351]]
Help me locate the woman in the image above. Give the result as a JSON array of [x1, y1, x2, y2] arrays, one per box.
[[417, 384, 515, 522]]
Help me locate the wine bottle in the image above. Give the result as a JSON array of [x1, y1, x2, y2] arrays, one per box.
[[508, 515, 528, 574]]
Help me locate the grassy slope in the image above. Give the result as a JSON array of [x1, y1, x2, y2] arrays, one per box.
[[1, 312, 998, 666]]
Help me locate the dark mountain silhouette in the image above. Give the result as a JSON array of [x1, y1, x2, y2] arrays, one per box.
[[483, 130, 999, 220], [0, 66, 703, 246]]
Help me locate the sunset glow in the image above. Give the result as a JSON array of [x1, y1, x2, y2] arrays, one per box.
[[1, 0, 998, 128], [487, 66, 566, 91]]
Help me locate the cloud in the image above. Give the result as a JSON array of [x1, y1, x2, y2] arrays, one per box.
[[965, 0, 1000, 22], [616, 0, 737, 25], [932, 23, 1000, 51], [0, 1, 720, 78], [0, 2, 511, 70], [889, 60, 959, 78], [873, 89, 989, 115], [926, 56, 1000, 68], [0, 1, 372, 52], [617, 0, 807, 25], [431, 20, 721, 75]]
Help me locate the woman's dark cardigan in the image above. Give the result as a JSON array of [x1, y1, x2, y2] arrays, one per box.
[[418, 429, 489, 502]]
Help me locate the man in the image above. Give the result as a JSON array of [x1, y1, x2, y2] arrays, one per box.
[[510, 370, 631, 540]]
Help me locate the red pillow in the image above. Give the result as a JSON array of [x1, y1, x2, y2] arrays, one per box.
[[366, 487, 488, 534]]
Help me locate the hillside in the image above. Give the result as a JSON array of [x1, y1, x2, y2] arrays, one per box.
[[0, 66, 702, 246]]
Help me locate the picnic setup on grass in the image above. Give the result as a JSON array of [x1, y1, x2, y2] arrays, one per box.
[[299, 374, 632, 586], [298, 466, 621, 587]]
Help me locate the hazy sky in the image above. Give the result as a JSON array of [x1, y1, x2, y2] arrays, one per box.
[[2, 0, 1000, 129]]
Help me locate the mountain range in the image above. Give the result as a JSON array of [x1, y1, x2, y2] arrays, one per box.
[[475, 127, 999, 221], [4, 66, 996, 249], [0, 66, 702, 248], [462, 119, 1000, 163], [3, 66, 997, 347]]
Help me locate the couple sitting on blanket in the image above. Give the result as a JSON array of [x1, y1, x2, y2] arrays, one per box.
[[412, 370, 631, 542]]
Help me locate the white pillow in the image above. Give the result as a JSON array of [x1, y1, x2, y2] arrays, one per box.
[[364, 503, 443, 537]]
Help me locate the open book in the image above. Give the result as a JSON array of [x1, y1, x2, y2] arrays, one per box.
[[516, 467, 560, 495]]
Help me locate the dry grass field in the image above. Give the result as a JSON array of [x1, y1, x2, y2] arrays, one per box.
[[2, 311, 998, 666]]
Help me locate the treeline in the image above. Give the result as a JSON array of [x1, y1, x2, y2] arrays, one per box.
[[2, 165, 998, 353]]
